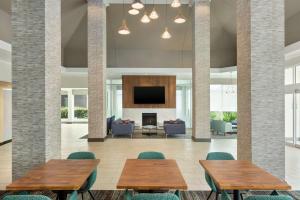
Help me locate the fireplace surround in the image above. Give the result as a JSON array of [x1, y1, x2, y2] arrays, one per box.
[[142, 113, 157, 126]]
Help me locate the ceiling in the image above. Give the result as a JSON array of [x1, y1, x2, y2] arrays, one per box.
[[1, 0, 300, 68]]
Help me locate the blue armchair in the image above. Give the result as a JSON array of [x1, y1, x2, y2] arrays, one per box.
[[164, 119, 186, 137], [112, 119, 134, 138], [211, 120, 233, 135]]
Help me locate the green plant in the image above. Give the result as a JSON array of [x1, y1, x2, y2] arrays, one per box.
[[222, 112, 237, 122], [61, 107, 68, 119], [75, 107, 88, 119], [210, 112, 217, 120]]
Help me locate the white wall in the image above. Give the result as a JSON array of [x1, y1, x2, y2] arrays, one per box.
[[2, 89, 11, 142]]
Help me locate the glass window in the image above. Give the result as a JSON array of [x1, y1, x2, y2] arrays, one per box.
[[296, 66, 300, 84], [285, 67, 294, 85], [285, 93, 294, 144], [61, 95, 68, 119], [74, 95, 88, 119]]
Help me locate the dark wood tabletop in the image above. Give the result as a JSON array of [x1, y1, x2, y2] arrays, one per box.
[[6, 159, 100, 191], [117, 159, 187, 190], [199, 160, 291, 191]]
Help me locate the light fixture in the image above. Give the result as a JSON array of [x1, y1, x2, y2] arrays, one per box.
[[149, 7, 159, 19], [171, 0, 181, 8], [128, 8, 140, 15], [141, 11, 151, 23], [118, 20, 131, 35], [161, 27, 172, 39], [174, 11, 186, 23], [118, 1, 130, 35], [132, 0, 144, 10]]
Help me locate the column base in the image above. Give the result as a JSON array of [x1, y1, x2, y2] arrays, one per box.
[[192, 136, 211, 142], [88, 137, 107, 142]]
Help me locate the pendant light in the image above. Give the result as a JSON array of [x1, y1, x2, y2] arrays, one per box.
[[118, 20, 130, 35], [141, 0, 151, 23], [161, 27, 172, 39], [132, 0, 144, 10], [149, 0, 159, 19], [171, 0, 181, 8], [161, 0, 171, 39], [174, 9, 186, 23], [141, 11, 151, 23], [128, 8, 140, 15], [118, 1, 130, 35]]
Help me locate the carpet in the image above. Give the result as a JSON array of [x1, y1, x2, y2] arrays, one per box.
[[1, 190, 299, 200]]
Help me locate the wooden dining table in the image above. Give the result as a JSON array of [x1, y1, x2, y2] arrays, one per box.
[[117, 159, 187, 190], [6, 159, 100, 200], [199, 160, 291, 200]]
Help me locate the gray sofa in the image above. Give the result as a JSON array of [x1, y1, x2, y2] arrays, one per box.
[[111, 119, 134, 138], [164, 119, 186, 137]]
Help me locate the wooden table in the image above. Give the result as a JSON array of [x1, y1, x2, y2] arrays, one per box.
[[7, 159, 100, 200], [199, 160, 291, 200], [117, 159, 187, 190]]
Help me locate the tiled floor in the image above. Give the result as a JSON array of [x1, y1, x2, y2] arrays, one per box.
[[0, 123, 299, 190]]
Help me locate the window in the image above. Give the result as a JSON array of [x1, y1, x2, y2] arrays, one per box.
[[285, 67, 294, 85], [296, 66, 300, 84], [61, 95, 68, 119], [74, 94, 88, 119]]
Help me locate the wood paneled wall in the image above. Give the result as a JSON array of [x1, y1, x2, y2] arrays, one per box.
[[122, 75, 176, 108]]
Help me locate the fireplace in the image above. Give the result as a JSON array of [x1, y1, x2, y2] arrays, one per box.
[[142, 113, 157, 126]]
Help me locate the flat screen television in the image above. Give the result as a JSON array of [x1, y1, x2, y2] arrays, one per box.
[[134, 86, 165, 104]]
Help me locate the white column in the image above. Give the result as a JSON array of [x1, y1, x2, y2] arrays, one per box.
[[237, 0, 285, 178], [192, 0, 211, 142], [88, 0, 107, 142], [12, 0, 61, 179]]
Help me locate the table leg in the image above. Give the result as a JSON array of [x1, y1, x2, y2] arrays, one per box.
[[57, 191, 68, 200], [233, 190, 240, 200]]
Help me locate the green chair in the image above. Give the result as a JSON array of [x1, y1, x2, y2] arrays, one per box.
[[137, 151, 166, 159], [205, 152, 235, 200], [67, 152, 97, 200], [125, 190, 180, 200], [221, 191, 292, 200], [3, 195, 51, 200]]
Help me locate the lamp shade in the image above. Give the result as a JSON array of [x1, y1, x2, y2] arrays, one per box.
[[128, 8, 140, 15], [171, 0, 181, 8], [118, 20, 130, 35], [149, 8, 159, 19], [132, 0, 144, 10], [141, 12, 151, 23], [174, 12, 186, 23], [161, 27, 171, 39]]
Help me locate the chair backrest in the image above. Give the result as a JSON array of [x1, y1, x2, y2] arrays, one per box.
[[67, 151, 96, 160], [132, 193, 180, 200], [137, 151, 165, 159], [3, 195, 51, 200], [205, 152, 235, 192], [67, 151, 97, 191]]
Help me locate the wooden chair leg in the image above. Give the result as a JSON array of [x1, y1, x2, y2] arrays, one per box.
[[215, 191, 219, 200], [81, 193, 84, 200], [207, 190, 213, 200], [88, 191, 95, 200]]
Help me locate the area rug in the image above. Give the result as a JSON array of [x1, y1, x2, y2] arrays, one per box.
[[1, 190, 299, 200]]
